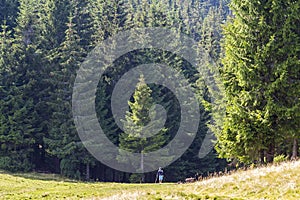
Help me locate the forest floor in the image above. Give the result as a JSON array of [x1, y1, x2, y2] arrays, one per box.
[[1, 160, 300, 200]]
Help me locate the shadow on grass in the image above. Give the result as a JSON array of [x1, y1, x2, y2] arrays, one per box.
[[0, 170, 79, 183]]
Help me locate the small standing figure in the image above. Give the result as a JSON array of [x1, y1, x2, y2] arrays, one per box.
[[156, 167, 164, 183]]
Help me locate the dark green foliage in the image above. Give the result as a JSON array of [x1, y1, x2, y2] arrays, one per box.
[[218, 0, 300, 163], [44, 12, 95, 179], [128, 173, 144, 183], [118, 75, 169, 177], [0, 0, 48, 171], [0, 0, 230, 182], [0, 0, 19, 31]]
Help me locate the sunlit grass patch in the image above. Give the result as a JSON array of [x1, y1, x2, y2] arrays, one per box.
[[0, 161, 300, 199]]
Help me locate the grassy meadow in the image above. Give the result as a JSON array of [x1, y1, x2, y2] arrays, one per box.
[[1, 161, 300, 200]]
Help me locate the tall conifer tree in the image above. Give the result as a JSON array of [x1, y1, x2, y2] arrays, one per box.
[[218, 0, 300, 163], [118, 75, 169, 182]]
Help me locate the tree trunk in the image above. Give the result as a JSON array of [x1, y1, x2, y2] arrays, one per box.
[[102, 164, 106, 182], [260, 150, 265, 164], [141, 153, 144, 172], [291, 138, 298, 160], [112, 169, 115, 182], [266, 143, 275, 163], [122, 172, 127, 183], [140, 153, 145, 183], [86, 163, 90, 181]]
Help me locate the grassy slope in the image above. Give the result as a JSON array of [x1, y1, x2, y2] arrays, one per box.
[[1, 161, 300, 200]]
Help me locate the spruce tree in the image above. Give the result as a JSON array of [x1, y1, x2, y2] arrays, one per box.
[[0, 22, 35, 172], [118, 75, 169, 182], [1, 0, 47, 171], [219, 0, 300, 163], [44, 12, 95, 179]]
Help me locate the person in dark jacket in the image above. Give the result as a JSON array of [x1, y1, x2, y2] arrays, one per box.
[[156, 167, 164, 183]]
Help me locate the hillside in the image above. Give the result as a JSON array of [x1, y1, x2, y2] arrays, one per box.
[[1, 161, 300, 200]]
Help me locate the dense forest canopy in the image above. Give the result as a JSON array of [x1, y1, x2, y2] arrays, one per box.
[[0, 0, 299, 183]]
